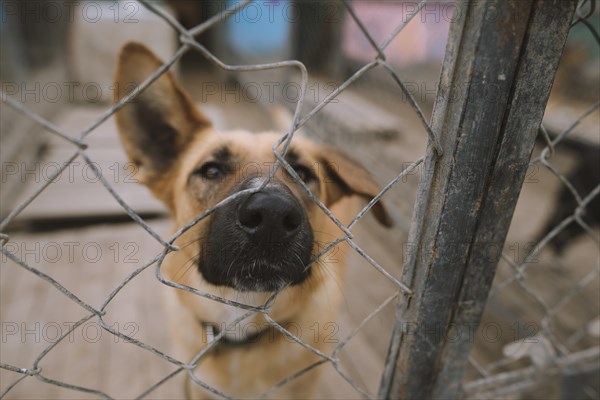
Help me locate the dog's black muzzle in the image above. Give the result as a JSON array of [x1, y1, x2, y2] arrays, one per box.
[[199, 179, 313, 292]]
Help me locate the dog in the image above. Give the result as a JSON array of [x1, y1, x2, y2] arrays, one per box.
[[114, 42, 392, 398]]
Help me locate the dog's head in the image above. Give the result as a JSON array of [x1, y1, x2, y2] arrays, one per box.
[[114, 42, 392, 294]]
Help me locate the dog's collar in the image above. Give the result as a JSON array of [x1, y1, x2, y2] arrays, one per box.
[[200, 320, 272, 348]]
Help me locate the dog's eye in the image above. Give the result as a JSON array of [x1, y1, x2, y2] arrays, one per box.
[[292, 165, 315, 183], [196, 162, 225, 180]]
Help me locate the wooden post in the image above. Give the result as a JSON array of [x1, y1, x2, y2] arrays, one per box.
[[379, 1, 577, 398]]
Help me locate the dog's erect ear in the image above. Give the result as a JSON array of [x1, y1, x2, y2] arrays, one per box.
[[318, 147, 393, 228], [114, 42, 211, 186]]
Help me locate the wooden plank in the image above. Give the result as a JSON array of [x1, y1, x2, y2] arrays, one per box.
[[0, 222, 182, 399], [543, 101, 600, 146], [9, 95, 275, 225], [379, 1, 577, 398], [9, 106, 166, 224]]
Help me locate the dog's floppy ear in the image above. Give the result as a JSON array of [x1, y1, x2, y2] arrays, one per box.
[[318, 147, 393, 228], [114, 42, 211, 187]]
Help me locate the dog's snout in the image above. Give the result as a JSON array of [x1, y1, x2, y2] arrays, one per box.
[[202, 182, 313, 292], [238, 191, 302, 240]]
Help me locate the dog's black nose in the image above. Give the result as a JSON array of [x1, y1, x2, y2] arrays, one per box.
[[238, 191, 303, 241], [202, 182, 313, 291]]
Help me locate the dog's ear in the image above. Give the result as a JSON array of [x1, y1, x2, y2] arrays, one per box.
[[318, 147, 393, 228], [114, 42, 211, 188]]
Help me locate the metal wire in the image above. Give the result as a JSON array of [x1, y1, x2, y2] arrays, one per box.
[[0, 1, 433, 398], [1, 0, 597, 398]]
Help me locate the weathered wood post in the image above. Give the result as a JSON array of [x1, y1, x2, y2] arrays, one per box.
[[379, 1, 577, 398]]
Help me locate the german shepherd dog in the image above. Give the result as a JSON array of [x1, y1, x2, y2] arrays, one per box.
[[114, 42, 392, 398]]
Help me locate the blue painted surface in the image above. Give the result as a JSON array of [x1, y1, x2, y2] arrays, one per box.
[[226, 0, 292, 56]]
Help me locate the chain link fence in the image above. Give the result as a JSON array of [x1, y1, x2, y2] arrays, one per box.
[[0, 0, 598, 399]]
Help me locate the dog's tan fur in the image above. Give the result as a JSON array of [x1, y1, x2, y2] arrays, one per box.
[[114, 42, 391, 399]]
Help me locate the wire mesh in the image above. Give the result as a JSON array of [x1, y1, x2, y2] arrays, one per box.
[[0, 0, 435, 398], [0, 0, 597, 399]]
